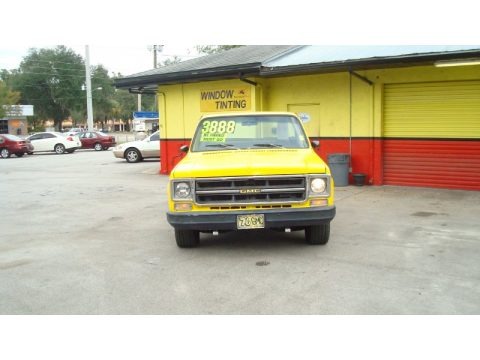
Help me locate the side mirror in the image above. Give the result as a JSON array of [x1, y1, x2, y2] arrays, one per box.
[[311, 140, 320, 148], [180, 145, 189, 153]]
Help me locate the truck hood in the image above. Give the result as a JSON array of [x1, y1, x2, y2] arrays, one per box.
[[171, 149, 329, 178]]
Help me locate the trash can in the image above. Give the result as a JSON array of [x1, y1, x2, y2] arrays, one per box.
[[327, 153, 350, 187], [352, 173, 366, 186]]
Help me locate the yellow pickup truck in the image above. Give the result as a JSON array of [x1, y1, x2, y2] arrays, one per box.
[[166, 112, 335, 247]]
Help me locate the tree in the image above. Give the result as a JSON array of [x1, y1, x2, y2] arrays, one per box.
[[0, 80, 20, 118], [9, 46, 86, 130], [195, 45, 243, 55], [90, 65, 115, 126], [161, 55, 182, 66], [110, 73, 156, 120]]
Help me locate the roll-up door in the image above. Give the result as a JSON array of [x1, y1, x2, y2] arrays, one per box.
[[383, 81, 480, 190]]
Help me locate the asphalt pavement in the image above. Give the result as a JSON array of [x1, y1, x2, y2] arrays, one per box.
[[0, 149, 479, 314]]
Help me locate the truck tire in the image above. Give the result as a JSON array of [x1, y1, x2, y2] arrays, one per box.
[[305, 223, 330, 245], [175, 229, 200, 248]]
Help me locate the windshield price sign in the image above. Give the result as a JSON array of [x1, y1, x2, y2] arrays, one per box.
[[200, 120, 236, 142]]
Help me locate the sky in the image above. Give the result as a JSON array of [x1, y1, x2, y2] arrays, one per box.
[[0, 45, 201, 76], [0, 1, 476, 78], [1, 0, 477, 79]]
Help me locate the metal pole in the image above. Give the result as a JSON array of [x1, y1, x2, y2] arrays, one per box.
[[154, 45, 158, 69], [153, 45, 163, 112], [85, 45, 94, 131], [349, 71, 352, 173]]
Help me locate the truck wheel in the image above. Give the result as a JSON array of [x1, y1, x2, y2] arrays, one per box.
[[175, 229, 199, 248], [305, 223, 330, 245]]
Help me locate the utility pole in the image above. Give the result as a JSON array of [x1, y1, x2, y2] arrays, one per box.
[[85, 45, 94, 131], [153, 45, 164, 69], [153, 45, 163, 113]]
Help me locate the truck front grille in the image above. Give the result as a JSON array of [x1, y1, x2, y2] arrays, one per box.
[[195, 176, 306, 205]]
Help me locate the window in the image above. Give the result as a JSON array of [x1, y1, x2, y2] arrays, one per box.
[[0, 120, 8, 134], [191, 115, 309, 152], [150, 132, 160, 141], [3, 134, 21, 141], [29, 134, 43, 141]]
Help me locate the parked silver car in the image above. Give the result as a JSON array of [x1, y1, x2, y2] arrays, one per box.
[[113, 131, 160, 163]]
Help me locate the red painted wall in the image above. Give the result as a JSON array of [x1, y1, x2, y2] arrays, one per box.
[[160, 139, 191, 175], [160, 138, 480, 190], [161, 137, 383, 185], [312, 138, 382, 185]]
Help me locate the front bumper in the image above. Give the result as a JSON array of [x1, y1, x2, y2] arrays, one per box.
[[113, 149, 124, 159], [167, 206, 336, 231]]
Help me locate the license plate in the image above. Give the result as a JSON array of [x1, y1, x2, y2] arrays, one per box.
[[237, 214, 265, 229]]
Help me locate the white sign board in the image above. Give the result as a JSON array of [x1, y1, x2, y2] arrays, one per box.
[[3, 105, 34, 117]]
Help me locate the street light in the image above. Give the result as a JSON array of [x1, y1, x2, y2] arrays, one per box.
[[81, 84, 102, 129], [82, 85, 102, 91]]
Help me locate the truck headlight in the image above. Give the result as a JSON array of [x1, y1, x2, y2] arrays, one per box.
[[310, 178, 327, 193], [175, 182, 191, 198]]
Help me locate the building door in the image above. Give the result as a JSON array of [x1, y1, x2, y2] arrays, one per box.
[[383, 80, 480, 190]]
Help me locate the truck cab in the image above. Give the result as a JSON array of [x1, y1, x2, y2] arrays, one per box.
[[167, 112, 335, 247]]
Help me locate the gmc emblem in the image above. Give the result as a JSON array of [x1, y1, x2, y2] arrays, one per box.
[[239, 189, 261, 194]]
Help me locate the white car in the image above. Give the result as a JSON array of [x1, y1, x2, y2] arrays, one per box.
[[113, 131, 160, 163], [26, 132, 82, 154], [64, 128, 86, 136]]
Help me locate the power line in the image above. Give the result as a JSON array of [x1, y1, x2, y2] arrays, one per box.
[[17, 65, 86, 73], [13, 54, 196, 69], [16, 71, 90, 78], [19, 59, 87, 66]]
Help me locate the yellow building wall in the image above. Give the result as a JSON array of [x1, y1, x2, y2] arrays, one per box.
[[158, 79, 261, 140], [260, 65, 480, 139], [158, 65, 480, 140], [263, 73, 373, 138]]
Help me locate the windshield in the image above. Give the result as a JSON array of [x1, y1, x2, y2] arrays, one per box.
[[191, 115, 309, 152], [2, 134, 22, 141]]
